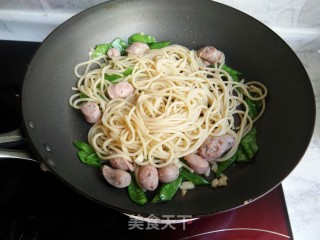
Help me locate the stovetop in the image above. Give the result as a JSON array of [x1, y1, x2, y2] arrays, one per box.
[[0, 40, 294, 240]]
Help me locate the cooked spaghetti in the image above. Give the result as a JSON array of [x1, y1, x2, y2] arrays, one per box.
[[69, 44, 267, 169]]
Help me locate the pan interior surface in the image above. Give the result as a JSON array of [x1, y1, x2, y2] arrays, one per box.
[[21, 0, 315, 218]]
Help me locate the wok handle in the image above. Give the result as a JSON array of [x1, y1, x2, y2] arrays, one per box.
[[0, 128, 37, 162], [0, 128, 25, 147], [0, 149, 37, 162]]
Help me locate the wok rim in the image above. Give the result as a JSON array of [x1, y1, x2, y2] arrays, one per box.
[[20, 0, 316, 219]]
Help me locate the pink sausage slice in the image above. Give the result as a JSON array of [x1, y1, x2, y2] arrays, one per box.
[[197, 46, 225, 64], [183, 153, 209, 174], [138, 165, 159, 191], [107, 82, 134, 99], [158, 164, 179, 183], [80, 102, 101, 123], [107, 48, 121, 58], [102, 165, 131, 188], [110, 157, 134, 172], [198, 134, 235, 162], [126, 42, 149, 55]]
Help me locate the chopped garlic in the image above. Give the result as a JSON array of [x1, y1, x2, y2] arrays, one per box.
[[180, 181, 195, 190], [218, 177, 227, 186], [181, 189, 187, 197], [211, 173, 228, 188], [211, 178, 219, 188], [220, 173, 228, 181], [211, 161, 218, 173], [205, 167, 211, 177], [134, 152, 144, 163]]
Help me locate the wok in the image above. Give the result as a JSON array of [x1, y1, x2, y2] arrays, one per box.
[[0, 0, 315, 219]]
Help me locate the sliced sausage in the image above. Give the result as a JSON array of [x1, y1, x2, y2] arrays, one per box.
[[197, 46, 225, 64], [198, 134, 235, 162], [138, 165, 159, 191], [183, 153, 209, 174], [107, 48, 121, 58], [158, 164, 179, 183], [126, 42, 149, 55], [107, 82, 134, 99], [102, 165, 131, 188], [80, 101, 101, 123], [110, 157, 134, 172]]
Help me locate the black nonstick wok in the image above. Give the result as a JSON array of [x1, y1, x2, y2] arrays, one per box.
[[0, 0, 315, 219]]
